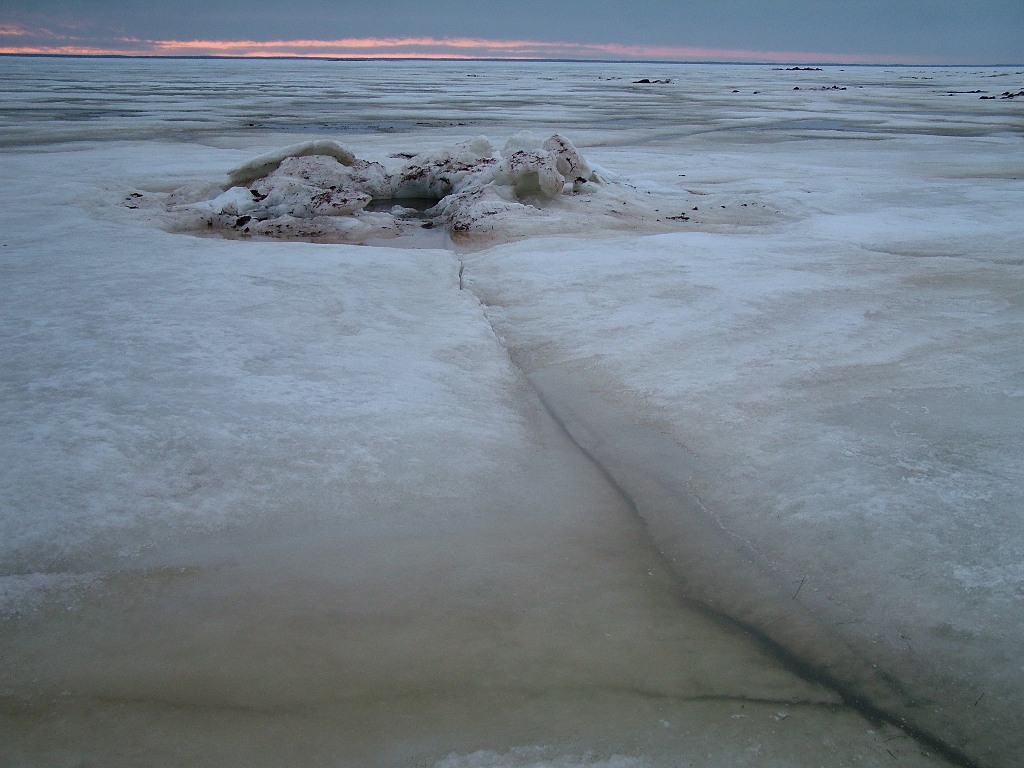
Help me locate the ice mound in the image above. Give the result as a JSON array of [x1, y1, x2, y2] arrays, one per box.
[[390, 135, 497, 199], [226, 139, 358, 186], [157, 133, 673, 246]]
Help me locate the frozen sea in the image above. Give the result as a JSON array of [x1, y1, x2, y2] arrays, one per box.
[[1, 56, 1022, 767]]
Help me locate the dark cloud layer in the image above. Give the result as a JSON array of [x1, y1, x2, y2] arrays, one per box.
[[2, 0, 1022, 63]]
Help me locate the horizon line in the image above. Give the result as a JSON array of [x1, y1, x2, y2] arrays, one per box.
[[0, 31, 1000, 67], [4, 51, 1019, 68]]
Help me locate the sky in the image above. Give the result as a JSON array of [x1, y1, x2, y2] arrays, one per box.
[[1, 1, 1022, 65]]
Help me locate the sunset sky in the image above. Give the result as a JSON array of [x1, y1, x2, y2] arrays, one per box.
[[1, 0, 1022, 64]]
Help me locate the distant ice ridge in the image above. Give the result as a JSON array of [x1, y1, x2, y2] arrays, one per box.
[[156, 132, 678, 244]]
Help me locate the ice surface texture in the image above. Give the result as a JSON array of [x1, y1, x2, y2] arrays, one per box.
[[2, 56, 1023, 768]]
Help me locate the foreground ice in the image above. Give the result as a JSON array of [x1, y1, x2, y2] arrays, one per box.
[[0, 139, 942, 768], [2, 56, 1022, 767], [461, 126, 1024, 767]]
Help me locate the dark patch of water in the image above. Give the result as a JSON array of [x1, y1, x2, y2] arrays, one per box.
[[364, 197, 441, 215]]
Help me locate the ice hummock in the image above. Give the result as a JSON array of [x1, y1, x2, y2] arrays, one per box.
[[159, 132, 669, 244], [225, 139, 358, 187]]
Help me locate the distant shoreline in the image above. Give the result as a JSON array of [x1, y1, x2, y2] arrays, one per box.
[[2, 52, 1021, 68]]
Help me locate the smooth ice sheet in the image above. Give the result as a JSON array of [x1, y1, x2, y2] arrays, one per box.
[[463, 128, 1024, 766]]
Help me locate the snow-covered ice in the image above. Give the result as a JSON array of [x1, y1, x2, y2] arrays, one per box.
[[1, 56, 1022, 767]]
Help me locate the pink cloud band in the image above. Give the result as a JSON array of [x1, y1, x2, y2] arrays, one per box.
[[0, 29, 929, 65]]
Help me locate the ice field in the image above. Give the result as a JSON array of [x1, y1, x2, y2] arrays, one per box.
[[1, 56, 1022, 767]]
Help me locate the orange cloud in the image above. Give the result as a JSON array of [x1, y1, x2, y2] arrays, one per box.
[[0, 30, 931, 65], [129, 36, 609, 58]]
